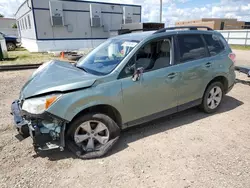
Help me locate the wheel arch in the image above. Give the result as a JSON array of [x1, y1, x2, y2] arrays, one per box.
[[67, 104, 122, 130], [204, 75, 229, 94]]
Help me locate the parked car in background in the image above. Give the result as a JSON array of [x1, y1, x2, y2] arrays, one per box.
[[11, 26, 236, 159], [0, 31, 20, 51]]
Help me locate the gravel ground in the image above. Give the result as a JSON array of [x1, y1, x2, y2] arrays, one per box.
[[1, 59, 250, 187]]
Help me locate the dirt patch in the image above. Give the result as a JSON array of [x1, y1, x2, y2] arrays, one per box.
[[0, 69, 250, 188]]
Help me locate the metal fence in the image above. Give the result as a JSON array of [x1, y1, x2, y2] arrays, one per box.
[[218, 30, 250, 46]]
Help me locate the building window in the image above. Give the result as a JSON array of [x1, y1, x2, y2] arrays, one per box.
[[22, 19, 25, 30], [21, 19, 23, 30], [220, 22, 225, 30], [25, 17, 28, 30], [18, 20, 21, 30], [28, 15, 31, 29], [17, 21, 20, 30]]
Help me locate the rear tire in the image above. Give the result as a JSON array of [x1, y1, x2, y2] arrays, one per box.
[[200, 81, 224, 113], [66, 113, 120, 156]]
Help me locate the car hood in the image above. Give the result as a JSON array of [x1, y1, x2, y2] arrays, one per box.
[[20, 60, 98, 99]]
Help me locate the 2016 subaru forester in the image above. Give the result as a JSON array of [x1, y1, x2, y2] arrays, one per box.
[[11, 26, 236, 159]]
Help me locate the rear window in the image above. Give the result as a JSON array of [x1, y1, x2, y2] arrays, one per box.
[[203, 34, 225, 56], [178, 34, 207, 63]]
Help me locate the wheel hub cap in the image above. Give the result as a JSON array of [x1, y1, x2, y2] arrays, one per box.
[[74, 120, 110, 152]]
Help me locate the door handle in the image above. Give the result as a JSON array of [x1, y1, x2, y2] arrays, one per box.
[[205, 62, 212, 68], [167, 73, 177, 79]]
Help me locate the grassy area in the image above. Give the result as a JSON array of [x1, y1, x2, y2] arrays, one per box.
[[230, 45, 250, 50], [0, 48, 60, 65]]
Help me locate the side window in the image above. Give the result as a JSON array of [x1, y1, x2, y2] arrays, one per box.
[[203, 34, 225, 56], [120, 38, 172, 78], [178, 34, 207, 63]]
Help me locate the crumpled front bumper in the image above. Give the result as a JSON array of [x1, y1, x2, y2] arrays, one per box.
[[11, 100, 66, 152], [11, 100, 120, 159], [11, 100, 29, 137]]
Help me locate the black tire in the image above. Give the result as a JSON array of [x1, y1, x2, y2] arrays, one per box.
[[66, 113, 120, 157], [6, 42, 16, 51], [200, 81, 225, 113]]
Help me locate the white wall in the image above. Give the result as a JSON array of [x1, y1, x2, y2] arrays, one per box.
[[15, 0, 36, 39], [21, 38, 106, 52], [32, 0, 141, 39], [218, 30, 250, 45]]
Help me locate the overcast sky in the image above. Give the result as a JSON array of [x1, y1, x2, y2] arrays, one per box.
[[1, 0, 250, 25]]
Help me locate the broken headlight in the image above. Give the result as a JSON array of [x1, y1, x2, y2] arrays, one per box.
[[22, 94, 61, 114]]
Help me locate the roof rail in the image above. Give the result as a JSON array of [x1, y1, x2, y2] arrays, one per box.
[[118, 28, 158, 35], [154, 26, 213, 34]]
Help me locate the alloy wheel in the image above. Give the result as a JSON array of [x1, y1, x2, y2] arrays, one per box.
[[74, 120, 110, 152], [207, 86, 222, 110]]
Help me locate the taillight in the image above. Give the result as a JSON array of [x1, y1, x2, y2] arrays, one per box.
[[229, 53, 236, 63]]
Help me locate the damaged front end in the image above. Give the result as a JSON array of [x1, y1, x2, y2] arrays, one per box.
[[11, 100, 67, 152], [11, 100, 120, 159]]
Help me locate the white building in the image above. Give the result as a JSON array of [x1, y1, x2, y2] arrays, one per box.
[[15, 0, 141, 52]]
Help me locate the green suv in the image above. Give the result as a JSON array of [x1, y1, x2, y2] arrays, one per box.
[[11, 26, 236, 159]]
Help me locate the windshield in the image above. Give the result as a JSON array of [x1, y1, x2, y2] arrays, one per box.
[[76, 38, 139, 75]]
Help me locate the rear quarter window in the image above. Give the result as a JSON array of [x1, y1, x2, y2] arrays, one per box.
[[203, 34, 225, 56]]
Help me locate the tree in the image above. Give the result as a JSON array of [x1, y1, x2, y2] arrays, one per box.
[[0, 14, 4, 18], [12, 23, 17, 28]]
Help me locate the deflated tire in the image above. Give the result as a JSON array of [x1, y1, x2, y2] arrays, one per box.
[[66, 113, 120, 159]]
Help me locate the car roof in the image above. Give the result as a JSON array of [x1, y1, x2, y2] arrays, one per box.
[[111, 28, 219, 42], [111, 31, 156, 41]]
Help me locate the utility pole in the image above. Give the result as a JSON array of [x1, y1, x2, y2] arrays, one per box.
[[160, 0, 162, 23]]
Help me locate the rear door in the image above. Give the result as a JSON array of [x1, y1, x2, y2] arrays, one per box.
[[203, 33, 232, 70], [203, 33, 236, 91], [175, 34, 213, 110]]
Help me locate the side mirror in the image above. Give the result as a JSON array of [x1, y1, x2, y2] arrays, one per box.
[[125, 65, 134, 75], [132, 67, 144, 82]]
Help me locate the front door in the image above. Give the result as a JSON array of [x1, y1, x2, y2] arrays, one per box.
[[120, 37, 179, 125]]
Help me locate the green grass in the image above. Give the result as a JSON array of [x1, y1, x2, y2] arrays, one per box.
[[230, 45, 250, 50], [0, 48, 60, 65]]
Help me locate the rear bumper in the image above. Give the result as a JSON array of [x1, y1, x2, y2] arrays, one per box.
[[11, 100, 66, 151]]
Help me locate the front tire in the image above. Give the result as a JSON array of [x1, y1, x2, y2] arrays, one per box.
[[200, 82, 224, 113], [66, 113, 120, 158]]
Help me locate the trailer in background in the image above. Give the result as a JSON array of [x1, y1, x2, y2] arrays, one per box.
[[15, 0, 141, 52], [116, 22, 165, 36]]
